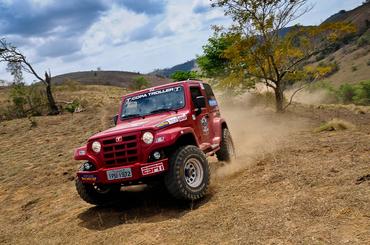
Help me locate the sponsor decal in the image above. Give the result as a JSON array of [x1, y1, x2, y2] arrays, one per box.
[[156, 121, 170, 128], [208, 99, 218, 107], [200, 116, 209, 135], [81, 174, 97, 181], [141, 163, 165, 176], [116, 136, 122, 142], [127, 86, 183, 102], [177, 114, 187, 122], [156, 114, 187, 128], [78, 150, 86, 156]]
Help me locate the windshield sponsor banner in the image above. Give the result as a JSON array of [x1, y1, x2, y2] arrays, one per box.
[[127, 86, 183, 102]]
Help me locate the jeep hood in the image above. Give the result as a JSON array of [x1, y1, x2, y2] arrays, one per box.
[[89, 113, 185, 141]]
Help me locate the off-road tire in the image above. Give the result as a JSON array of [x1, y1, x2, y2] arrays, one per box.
[[216, 128, 235, 162], [75, 178, 121, 206], [164, 145, 210, 200]]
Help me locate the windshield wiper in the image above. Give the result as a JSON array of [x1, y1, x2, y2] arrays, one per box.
[[149, 108, 178, 115], [121, 114, 143, 120]]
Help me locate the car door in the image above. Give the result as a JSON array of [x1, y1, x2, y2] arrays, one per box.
[[203, 83, 219, 146], [189, 85, 210, 146]]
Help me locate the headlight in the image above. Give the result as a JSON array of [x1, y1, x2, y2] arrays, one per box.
[[91, 141, 101, 153], [142, 132, 154, 144]]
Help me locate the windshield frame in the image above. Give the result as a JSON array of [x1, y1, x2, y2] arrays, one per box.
[[120, 85, 186, 120]]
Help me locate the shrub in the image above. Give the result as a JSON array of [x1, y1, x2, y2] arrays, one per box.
[[64, 99, 81, 114], [351, 65, 357, 72], [336, 81, 370, 105], [170, 71, 200, 81], [337, 83, 357, 103], [314, 118, 355, 132], [357, 30, 370, 47], [352, 80, 370, 105], [5, 83, 48, 119], [131, 76, 150, 90]]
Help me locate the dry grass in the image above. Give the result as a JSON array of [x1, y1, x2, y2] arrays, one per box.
[[314, 118, 356, 132], [0, 85, 369, 244]]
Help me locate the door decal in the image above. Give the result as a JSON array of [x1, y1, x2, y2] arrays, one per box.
[[200, 116, 209, 135]]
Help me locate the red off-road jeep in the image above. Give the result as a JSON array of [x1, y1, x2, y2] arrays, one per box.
[[74, 80, 235, 205]]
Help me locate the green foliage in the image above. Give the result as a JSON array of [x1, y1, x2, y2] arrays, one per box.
[[337, 83, 357, 103], [131, 76, 150, 90], [337, 81, 370, 105], [6, 61, 23, 83], [197, 33, 233, 77], [170, 71, 200, 81], [357, 29, 370, 47], [64, 99, 81, 114], [3, 83, 48, 119]]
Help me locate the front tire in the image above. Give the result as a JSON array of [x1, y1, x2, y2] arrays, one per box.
[[164, 145, 210, 200], [216, 128, 235, 162], [75, 178, 121, 206]]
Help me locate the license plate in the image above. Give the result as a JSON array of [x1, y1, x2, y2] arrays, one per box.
[[107, 168, 132, 180]]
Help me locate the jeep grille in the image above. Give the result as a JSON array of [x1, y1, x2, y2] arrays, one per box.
[[101, 134, 139, 166]]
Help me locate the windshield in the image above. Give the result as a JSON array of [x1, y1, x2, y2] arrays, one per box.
[[121, 86, 185, 119]]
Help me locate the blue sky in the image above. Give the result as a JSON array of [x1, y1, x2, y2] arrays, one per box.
[[0, 0, 365, 82]]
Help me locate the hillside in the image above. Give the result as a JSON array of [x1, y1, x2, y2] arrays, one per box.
[[150, 60, 196, 77], [52, 71, 170, 87], [313, 43, 370, 85], [323, 2, 370, 34], [0, 84, 369, 244]]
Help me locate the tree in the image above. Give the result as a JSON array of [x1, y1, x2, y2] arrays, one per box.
[[197, 32, 233, 78], [0, 38, 60, 115], [206, 0, 355, 112], [131, 76, 150, 90], [170, 71, 200, 81]]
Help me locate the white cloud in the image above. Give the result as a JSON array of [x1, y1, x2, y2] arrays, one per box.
[[0, 0, 365, 84], [81, 6, 148, 54]]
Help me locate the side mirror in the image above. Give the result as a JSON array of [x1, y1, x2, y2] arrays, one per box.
[[113, 114, 118, 126], [194, 96, 206, 116], [195, 96, 206, 108]]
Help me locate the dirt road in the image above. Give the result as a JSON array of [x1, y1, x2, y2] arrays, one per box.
[[0, 87, 369, 244]]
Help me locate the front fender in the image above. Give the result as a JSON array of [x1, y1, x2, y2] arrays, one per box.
[[74, 146, 99, 165], [156, 126, 199, 146]]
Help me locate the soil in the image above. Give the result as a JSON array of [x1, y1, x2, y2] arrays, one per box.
[[0, 86, 369, 244]]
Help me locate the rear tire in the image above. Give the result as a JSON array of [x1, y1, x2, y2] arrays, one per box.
[[75, 178, 121, 206], [216, 128, 235, 162], [164, 145, 210, 200]]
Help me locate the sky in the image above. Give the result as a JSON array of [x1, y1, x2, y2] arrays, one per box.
[[0, 0, 365, 83]]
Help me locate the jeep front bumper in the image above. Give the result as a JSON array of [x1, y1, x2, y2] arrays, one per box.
[[77, 159, 169, 184]]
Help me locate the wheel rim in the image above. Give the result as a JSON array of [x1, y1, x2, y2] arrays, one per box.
[[184, 157, 204, 188]]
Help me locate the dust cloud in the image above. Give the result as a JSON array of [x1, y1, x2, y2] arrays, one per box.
[[285, 88, 335, 105], [214, 94, 308, 178]]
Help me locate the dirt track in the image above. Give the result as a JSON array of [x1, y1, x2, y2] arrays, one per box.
[[0, 86, 369, 244]]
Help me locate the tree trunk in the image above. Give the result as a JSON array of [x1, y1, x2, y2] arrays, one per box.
[[274, 83, 284, 113], [44, 72, 59, 115]]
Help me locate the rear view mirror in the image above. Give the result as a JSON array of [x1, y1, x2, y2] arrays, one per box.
[[113, 114, 118, 126]]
